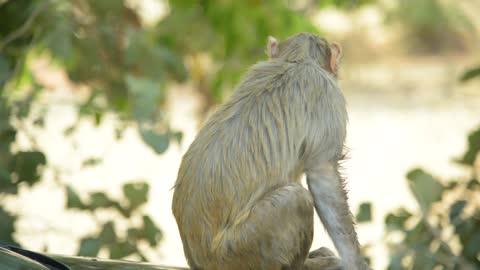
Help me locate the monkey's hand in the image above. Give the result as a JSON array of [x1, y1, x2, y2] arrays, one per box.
[[303, 247, 342, 270]]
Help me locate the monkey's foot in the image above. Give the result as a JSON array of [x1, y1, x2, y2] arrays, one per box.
[[303, 247, 342, 270]]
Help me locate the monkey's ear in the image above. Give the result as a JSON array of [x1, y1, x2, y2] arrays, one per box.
[[329, 42, 343, 76], [267, 36, 279, 59]]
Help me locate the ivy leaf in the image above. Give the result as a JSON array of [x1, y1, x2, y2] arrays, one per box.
[[0, 207, 19, 246], [463, 230, 480, 260], [99, 221, 117, 244], [66, 185, 86, 209], [81, 157, 102, 168], [405, 220, 434, 245], [125, 75, 163, 122], [411, 249, 436, 269], [0, 54, 11, 88], [406, 168, 444, 212], [78, 237, 101, 257], [456, 127, 480, 166], [449, 200, 467, 223], [387, 254, 404, 270], [155, 45, 188, 82], [140, 128, 170, 155], [460, 67, 480, 82], [63, 125, 76, 136], [127, 228, 142, 242], [123, 182, 149, 210], [108, 241, 136, 259], [93, 111, 103, 126], [9, 151, 46, 185], [455, 218, 477, 246], [45, 19, 73, 61], [0, 165, 14, 192], [385, 208, 412, 231], [355, 202, 372, 223], [89, 192, 115, 209], [466, 178, 479, 189], [142, 215, 162, 246], [172, 131, 183, 145]]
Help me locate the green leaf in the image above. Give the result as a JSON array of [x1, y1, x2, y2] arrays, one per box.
[[142, 215, 162, 246], [405, 220, 434, 245], [172, 131, 183, 144], [90, 0, 124, 15], [126, 228, 142, 242], [99, 221, 117, 244], [94, 111, 103, 126], [32, 117, 44, 127], [14, 60, 34, 89], [108, 241, 136, 259], [123, 182, 149, 210], [406, 168, 444, 212], [385, 208, 412, 231], [0, 129, 16, 156], [140, 128, 170, 154], [387, 254, 404, 270], [455, 217, 477, 245], [0, 54, 11, 88], [66, 185, 86, 209], [463, 230, 480, 259], [211, 72, 225, 103], [460, 66, 480, 82], [411, 249, 437, 269], [125, 75, 163, 122], [89, 192, 114, 209], [155, 45, 188, 82], [63, 125, 76, 136], [0, 165, 14, 192], [45, 20, 73, 61], [355, 202, 372, 223], [9, 151, 47, 185], [81, 157, 102, 168], [445, 181, 458, 190], [466, 178, 479, 189], [449, 200, 467, 222], [456, 127, 480, 166], [78, 237, 101, 257], [0, 207, 19, 246]]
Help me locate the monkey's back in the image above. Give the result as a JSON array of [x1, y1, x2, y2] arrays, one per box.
[[172, 59, 346, 266]]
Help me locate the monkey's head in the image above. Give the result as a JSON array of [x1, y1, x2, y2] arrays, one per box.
[[267, 33, 342, 77]]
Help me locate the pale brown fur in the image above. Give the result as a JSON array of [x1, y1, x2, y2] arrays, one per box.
[[172, 33, 368, 270]]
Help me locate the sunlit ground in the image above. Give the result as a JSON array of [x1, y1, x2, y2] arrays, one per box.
[[5, 4, 480, 270]]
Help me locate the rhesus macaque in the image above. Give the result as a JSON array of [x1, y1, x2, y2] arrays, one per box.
[[172, 33, 368, 270]]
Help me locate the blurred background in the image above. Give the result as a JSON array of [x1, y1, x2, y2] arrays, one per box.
[[0, 0, 479, 269]]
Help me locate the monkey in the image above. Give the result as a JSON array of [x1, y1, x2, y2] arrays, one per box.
[[172, 33, 368, 270]]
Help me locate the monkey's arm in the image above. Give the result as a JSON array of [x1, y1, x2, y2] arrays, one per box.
[[306, 161, 367, 270]]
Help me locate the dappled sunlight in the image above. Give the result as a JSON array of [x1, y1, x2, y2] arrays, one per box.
[[1, 0, 480, 269]]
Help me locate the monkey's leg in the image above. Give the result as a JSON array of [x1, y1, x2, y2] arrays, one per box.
[[306, 161, 367, 270], [212, 183, 314, 270]]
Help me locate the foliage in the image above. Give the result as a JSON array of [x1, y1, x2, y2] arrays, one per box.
[[0, 0, 372, 261], [383, 127, 480, 269], [385, 0, 474, 53], [461, 65, 480, 82], [67, 182, 161, 259], [355, 202, 372, 223], [318, 0, 376, 10]]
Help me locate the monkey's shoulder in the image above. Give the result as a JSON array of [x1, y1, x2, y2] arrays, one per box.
[[240, 60, 340, 94]]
